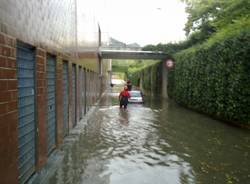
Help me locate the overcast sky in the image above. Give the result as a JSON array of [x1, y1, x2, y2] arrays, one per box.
[[78, 0, 188, 46]]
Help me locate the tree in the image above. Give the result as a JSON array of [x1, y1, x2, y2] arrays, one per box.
[[143, 0, 250, 54], [182, 0, 250, 35]]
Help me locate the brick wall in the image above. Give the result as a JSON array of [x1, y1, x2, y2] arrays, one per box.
[[0, 32, 19, 184], [36, 48, 48, 169], [0, 32, 105, 184]]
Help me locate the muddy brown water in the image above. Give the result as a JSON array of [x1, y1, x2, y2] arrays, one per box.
[[48, 87, 250, 184]]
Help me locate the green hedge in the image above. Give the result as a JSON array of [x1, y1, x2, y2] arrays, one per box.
[[129, 72, 140, 86], [129, 64, 162, 95], [142, 67, 151, 91], [171, 30, 250, 125]]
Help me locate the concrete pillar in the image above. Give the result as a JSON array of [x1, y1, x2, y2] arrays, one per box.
[[108, 70, 112, 85], [108, 59, 112, 86], [139, 72, 144, 93], [150, 68, 154, 96], [98, 56, 103, 94], [162, 61, 168, 98]]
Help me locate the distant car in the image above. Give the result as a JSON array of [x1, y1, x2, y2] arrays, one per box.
[[128, 90, 144, 103]]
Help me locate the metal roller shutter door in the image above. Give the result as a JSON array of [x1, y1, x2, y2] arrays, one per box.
[[82, 69, 85, 115], [79, 67, 83, 119], [62, 62, 69, 136], [72, 64, 77, 127], [86, 71, 89, 112], [88, 71, 90, 111], [16, 42, 36, 184], [46, 55, 56, 154], [83, 69, 86, 115]]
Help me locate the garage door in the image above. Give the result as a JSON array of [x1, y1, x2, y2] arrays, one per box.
[[46, 54, 56, 154], [83, 68, 86, 115], [78, 67, 83, 119], [86, 70, 89, 112], [16, 42, 36, 184], [62, 62, 69, 136], [72, 64, 77, 127]]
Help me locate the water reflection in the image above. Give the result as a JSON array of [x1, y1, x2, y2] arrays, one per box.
[[48, 89, 250, 184], [118, 110, 129, 125]]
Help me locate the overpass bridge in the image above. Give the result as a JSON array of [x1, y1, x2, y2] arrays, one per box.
[[99, 48, 169, 60], [78, 46, 170, 98], [96, 47, 170, 99]]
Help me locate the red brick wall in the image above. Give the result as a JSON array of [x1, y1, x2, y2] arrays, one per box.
[[36, 48, 48, 169], [0, 33, 106, 184], [0, 32, 19, 184], [56, 56, 63, 145]]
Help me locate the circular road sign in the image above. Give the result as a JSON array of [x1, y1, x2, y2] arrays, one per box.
[[166, 59, 174, 68]]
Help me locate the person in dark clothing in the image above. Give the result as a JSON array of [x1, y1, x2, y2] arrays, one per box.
[[119, 86, 130, 109], [127, 80, 132, 91]]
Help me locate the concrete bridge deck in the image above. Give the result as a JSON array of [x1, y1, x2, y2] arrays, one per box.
[[99, 49, 168, 60]]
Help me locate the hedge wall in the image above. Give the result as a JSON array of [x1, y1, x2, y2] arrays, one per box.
[[129, 64, 162, 95], [171, 31, 250, 125], [130, 72, 140, 86]]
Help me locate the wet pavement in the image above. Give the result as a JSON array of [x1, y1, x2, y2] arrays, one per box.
[[47, 87, 250, 184]]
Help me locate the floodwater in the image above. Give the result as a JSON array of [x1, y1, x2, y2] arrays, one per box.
[[48, 87, 250, 184]]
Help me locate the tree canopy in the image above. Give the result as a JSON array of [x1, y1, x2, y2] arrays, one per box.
[[143, 0, 250, 54], [182, 0, 250, 34]]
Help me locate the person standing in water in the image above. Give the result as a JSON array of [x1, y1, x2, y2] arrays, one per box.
[[119, 86, 130, 109]]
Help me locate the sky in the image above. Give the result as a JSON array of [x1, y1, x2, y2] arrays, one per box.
[[78, 0, 188, 46]]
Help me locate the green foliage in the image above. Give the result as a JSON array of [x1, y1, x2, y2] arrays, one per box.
[[167, 67, 175, 98], [171, 30, 250, 124], [112, 59, 159, 75], [182, 0, 250, 36], [112, 65, 128, 73], [205, 17, 250, 47], [128, 63, 162, 95], [212, 0, 250, 29], [129, 72, 140, 86], [181, 0, 223, 35], [134, 0, 250, 126], [143, 43, 184, 55], [128, 60, 159, 74], [112, 72, 126, 79], [142, 31, 211, 55]]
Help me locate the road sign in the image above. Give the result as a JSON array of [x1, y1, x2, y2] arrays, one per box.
[[166, 59, 174, 68]]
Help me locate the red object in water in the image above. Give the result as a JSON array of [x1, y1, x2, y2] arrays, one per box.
[[119, 90, 130, 98]]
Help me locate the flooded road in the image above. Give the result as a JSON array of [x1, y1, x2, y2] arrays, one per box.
[[48, 87, 250, 184]]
